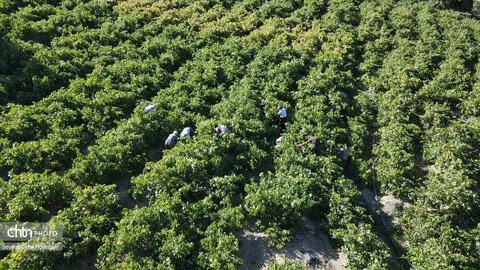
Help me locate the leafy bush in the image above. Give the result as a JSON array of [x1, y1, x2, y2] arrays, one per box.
[[53, 185, 122, 260], [1, 0, 479, 269], [0, 172, 75, 221]]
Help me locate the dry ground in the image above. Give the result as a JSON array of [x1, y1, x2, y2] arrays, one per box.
[[360, 188, 410, 231], [237, 218, 347, 270]]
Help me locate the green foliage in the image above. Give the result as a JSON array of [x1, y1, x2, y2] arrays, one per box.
[[198, 230, 242, 269], [402, 207, 480, 269], [96, 195, 195, 269], [430, 0, 466, 9], [373, 123, 419, 197], [53, 185, 122, 260], [1, 0, 479, 269], [332, 224, 390, 270], [0, 249, 61, 270], [265, 226, 292, 249], [268, 257, 306, 270], [0, 172, 75, 221], [4, 126, 82, 174]]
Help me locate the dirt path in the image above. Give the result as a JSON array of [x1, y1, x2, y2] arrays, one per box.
[[360, 188, 411, 269], [360, 188, 410, 231], [237, 218, 347, 270], [117, 175, 137, 209]]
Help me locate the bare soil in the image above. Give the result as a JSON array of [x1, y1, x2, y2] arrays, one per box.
[[237, 218, 347, 270], [360, 188, 410, 230], [117, 175, 137, 209], [360, 188, 411, 265]]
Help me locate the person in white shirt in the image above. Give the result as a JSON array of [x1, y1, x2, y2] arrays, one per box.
[[180, 127, 193, 139], [143, 104, 156, 114], [277, 106, 287, 133], [275, 136, 284, 145]]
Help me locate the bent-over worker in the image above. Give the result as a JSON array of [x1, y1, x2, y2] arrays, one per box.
[[165, 131, 179, 149], [215, 125, 230, 137], [180, 127, 193, 139], [143, 104, 156, 114], [298, 135, 320, 156]]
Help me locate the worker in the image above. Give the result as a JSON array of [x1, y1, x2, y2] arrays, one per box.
[[180, 127, 193, 139], [143, 104, 156, 114], [215, 124, 230, 137], [165, 131, 179, 149], [298, 135, 320, 156], [339, 146, 349, 161], [275, 136, 284, 144], [340, 91, 350, 103], [339, 146, 351, 175], [307, 135, 320, 156], [277, 106, 287, 133]]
